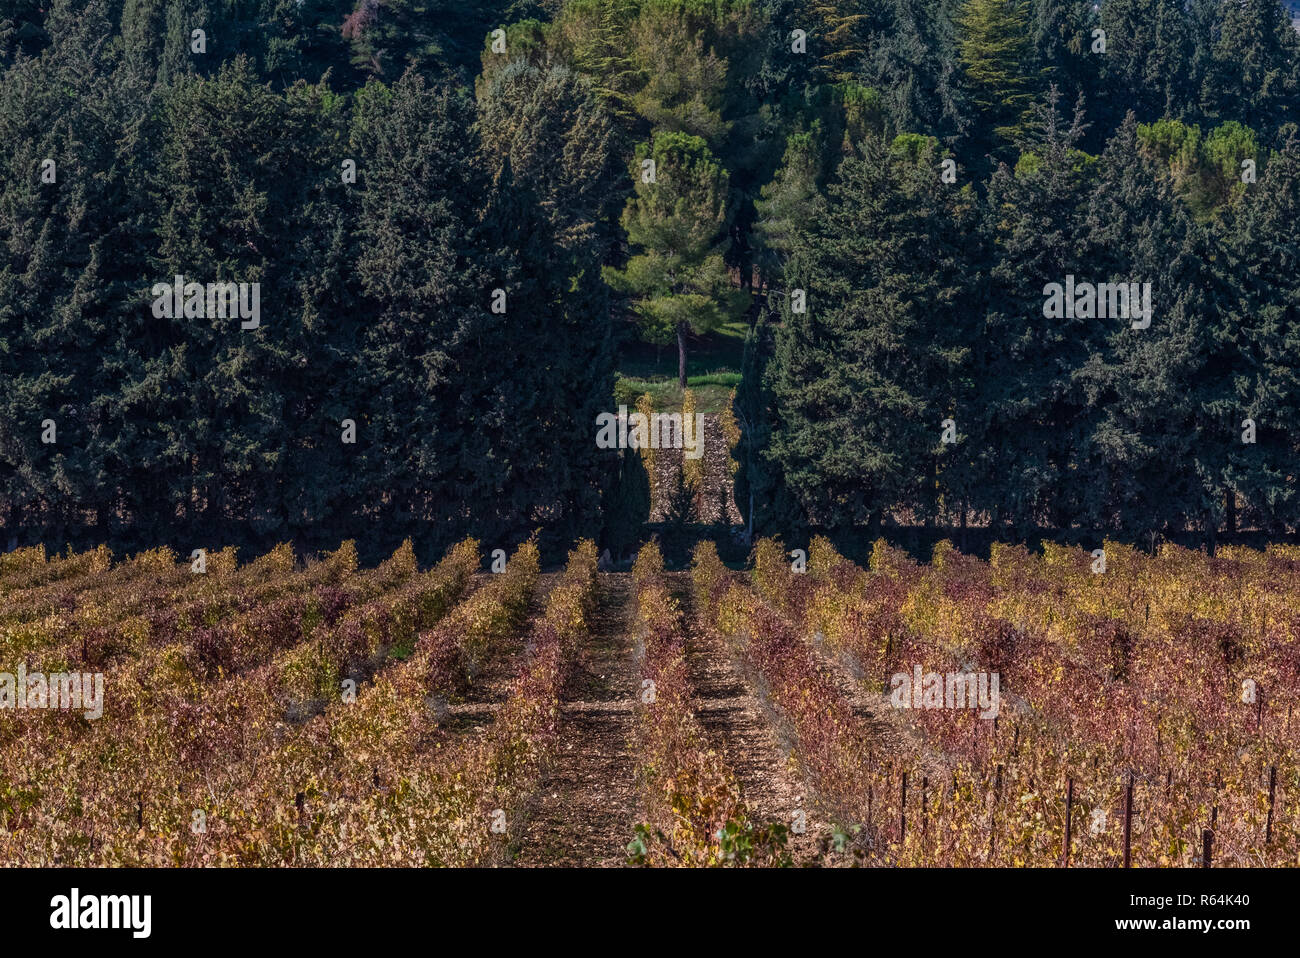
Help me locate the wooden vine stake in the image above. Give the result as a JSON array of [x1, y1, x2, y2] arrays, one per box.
[[1062, 777, 1073, 868], [899, 772, 907, 847], [1122, 771, 1134, 868], [921, 776, 928, 840], [988, 764, 1003, 862], [1266, 764, 1277, 846]]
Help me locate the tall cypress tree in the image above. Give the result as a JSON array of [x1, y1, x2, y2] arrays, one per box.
[[475, 58, 620, 547], [1200, 0, 1300, 136], [147, 56, 303, 546], [1074, 113, 1211, 538], [868, 0, 967, 143], [474, 59, 623, 260], [273, 75, 367, 552], [0, 0, 155, 545], [752, 128, 826, 287], [1027, 0, 1096, 129], [350, 72, 488, 553], [971, 88, 1092, 534], [766, 133, 975, 531], [1211, 132, 1300, 534], [473, 158, 616, 551], [1097, 0, 1194, 129]]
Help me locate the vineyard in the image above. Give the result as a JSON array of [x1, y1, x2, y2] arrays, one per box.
[[0, 536, 1295, 867]]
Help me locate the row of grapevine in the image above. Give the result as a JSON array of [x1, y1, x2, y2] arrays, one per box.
[[280, 539, 595, 866], [627, 542, 788, 866], [0, 538, 453, 766], [165, 537, 548, 865], [753, 534, 1298, 866], [0, 538, 487, 864], [691, 542, 879, 857], [0, 541, 359, 674]]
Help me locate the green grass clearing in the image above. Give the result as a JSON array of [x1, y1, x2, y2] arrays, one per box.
[[615, 319, 748, 413]]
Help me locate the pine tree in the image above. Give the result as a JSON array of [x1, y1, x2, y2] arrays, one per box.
[[604, 130, 749, 389], [1138, 118, 1261, 222], [957, 0, 1035, 164], [628, 0, 732, 150]]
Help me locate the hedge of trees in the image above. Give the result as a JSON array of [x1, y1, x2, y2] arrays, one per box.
[[2, 0, 1299, 558]]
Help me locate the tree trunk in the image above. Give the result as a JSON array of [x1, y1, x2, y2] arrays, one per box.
[[924, 457, 937, 528], [676, 321, 688, 391], [1225, 492, 1237, 537]]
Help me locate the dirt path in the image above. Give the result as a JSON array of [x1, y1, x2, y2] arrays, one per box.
[[512, 573, 640, 866], [665, 571, 824, 863]]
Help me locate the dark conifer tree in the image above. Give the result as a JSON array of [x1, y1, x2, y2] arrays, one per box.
[[1097, 0, 1195, 129], [146, 56, 309, 545], [868, 0, 967, 144], [970, 89, 1092, 534], [766, 133, 975, 531], [1200, 0, 1300, 137], [1074, 113, 1212, 537], [350, 72, 487, 552], [1211, 131, 1300, 535], [0, 0, 155, 544]]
